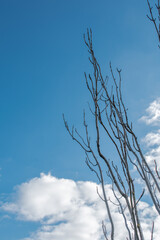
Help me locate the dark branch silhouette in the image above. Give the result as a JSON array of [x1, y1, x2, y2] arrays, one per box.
[[147, 0, 160, 44], [63, 2, 160, 238]]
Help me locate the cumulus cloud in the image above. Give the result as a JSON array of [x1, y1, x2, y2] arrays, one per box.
[[1, 173, 108, 240], [143, 130, 160, 147], [138, 98, 160, 177], [141, 100, 160, 170], [1, 173, 160, 240], [140, 98, 160, 125], [142, 130, 160, 169]]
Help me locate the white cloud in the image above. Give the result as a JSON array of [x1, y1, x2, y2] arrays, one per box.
[[143, 130, 160, 147], [140, 98, 160, 125], [3, 173, 81, 222], [140, 98, 160, 172], [141, 112, 160, 171], [1, 173, 160, 240], [1, 173, 108, 240]]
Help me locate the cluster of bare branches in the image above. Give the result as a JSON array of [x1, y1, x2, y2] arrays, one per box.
[[63, 28, 160, 240], [147, 0, 160, 43]]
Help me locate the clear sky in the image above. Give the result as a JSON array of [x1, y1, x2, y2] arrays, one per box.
[[0, 0, 160, 239]]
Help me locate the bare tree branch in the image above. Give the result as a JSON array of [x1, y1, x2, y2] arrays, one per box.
[[64, 24, 160, 239], [147, 0, 160, 44]]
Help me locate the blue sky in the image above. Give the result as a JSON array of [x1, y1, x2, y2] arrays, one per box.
[[0, 0, 160, 239]]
